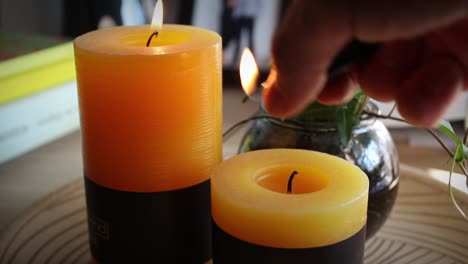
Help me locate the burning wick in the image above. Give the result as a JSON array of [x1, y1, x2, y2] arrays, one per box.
[[239, 48, 261, 102], [147, 0, 163, 47], [287, 171, 299, 193], [239, 48, 277, 103], [146, 31, 159, 47]]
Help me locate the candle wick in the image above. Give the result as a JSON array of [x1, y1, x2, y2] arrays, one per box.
[[146, 31, 159, 47], [287, 171, 299, 193]]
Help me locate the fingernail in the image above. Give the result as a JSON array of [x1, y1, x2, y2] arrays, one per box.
[[262, 68, 278, 90]]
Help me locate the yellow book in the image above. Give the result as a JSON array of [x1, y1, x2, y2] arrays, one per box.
[[0, 41, 75, 105]]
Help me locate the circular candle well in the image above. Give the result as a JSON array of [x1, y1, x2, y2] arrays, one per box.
[[255, 166, 329, 194], [120, 30, 192, 47]]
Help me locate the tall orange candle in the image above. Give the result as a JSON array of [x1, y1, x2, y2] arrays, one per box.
[[74, 23, 221, 262]]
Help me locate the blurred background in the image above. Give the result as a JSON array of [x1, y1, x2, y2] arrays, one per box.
[[0, 0, 191, 36], [0, 0, 466, 165], [0, 0, 284, 77]]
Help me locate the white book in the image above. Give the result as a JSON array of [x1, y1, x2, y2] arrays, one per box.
[[0, 80, 80, 164]]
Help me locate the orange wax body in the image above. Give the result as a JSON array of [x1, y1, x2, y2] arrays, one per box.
[[74, 25, 222, 192]]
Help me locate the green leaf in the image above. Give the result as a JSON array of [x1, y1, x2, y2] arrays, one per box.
[[349, 90, 367, 115], [295, 101, 341, 121], [438, 120, 462, 145], [448, 145, 468, 221], [295, 90, 366, 122], [293, 90, 366, 148], [437, 120, 468, 162], [454, 143, 465, 164], [336, 107, 360, 148]]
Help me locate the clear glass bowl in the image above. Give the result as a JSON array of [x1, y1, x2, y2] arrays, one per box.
[[239, 102, 399, 239]]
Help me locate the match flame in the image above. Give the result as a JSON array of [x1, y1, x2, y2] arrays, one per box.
[[151, 0, 163, 31], [239, 48, 259, 96]]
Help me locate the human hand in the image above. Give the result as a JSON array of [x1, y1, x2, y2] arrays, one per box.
[[263, 0, 468, 127]]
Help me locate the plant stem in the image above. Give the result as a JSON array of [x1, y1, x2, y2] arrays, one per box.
[[226, 108, 468, 177], [222, 114, 260, 141], [425, 128, 454, 156], [387, 103, 397, 117], [425, 128, 468, 176], [362, 111, 406, 122], [464, 127, 468, 180], [448, 148, 468, 221], [365, 111, 468, 177]]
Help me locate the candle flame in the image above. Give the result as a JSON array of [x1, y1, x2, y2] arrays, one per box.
[[239, 48, 259, 96], [151, 0, 163, 31]]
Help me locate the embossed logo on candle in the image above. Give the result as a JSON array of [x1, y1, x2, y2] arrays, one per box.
[[89, 216, 110, 240]]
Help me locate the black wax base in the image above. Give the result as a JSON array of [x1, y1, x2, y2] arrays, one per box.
[[213, 222, 366, 264], [84, 176, 211, 263]]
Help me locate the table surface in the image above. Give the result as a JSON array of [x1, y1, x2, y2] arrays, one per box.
[[0, 87, 465, 256]]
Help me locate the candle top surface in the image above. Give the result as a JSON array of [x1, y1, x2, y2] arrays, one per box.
[[213, 149, 368, 211], [74, 25, 220, 56]]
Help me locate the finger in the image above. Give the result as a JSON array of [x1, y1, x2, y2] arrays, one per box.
[[433, 18, 468, 88], [263, 1, 351, 117], [396, 55, 463, 127], [316, 73, 358, 105], [358, 39, 423, 102], [352, 0, 468, 41]]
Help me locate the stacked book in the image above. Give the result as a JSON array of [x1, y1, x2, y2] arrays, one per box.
[[0, 33, 79, 164]]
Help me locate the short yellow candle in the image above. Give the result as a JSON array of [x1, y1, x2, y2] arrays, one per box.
[[74, 24, 221, 262], [211, 149, 369, 263]]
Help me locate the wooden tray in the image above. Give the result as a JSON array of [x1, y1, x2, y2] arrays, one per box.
[[0, 164, 467, 264]]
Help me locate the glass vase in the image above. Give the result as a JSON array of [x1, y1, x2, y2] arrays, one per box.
[[238, 102, 399, 239]]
